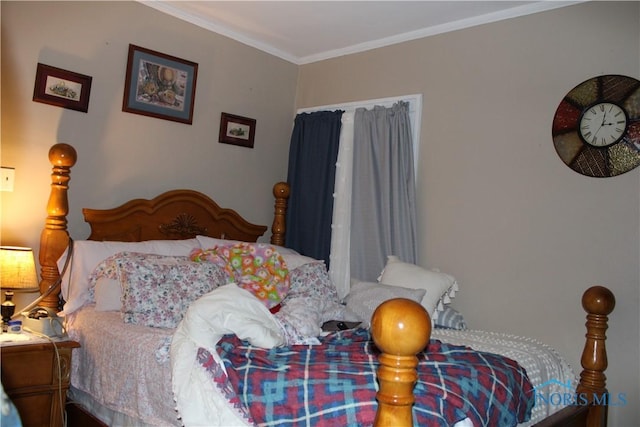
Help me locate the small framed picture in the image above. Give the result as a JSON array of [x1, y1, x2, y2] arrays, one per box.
[[122, 44, 198, 125], [32, 63, 92, 113], [218, 113, 256, 148]]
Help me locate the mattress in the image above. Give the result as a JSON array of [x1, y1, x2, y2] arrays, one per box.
[[66, 306, 576, 426]]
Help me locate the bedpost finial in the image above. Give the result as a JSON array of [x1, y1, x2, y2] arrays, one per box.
[[49, 143, 77, 167], [273, 182, 290, 199], [371, 298, 431, 356], [582, 286, 615, 316]]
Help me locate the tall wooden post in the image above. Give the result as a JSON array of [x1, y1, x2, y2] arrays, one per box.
[[38, 143, 76, 309], [577, 285, 615, 427], [270, 182, 289, 246], [370, 298, 431, 427]]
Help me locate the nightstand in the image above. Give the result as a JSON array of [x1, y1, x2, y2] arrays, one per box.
[[1, 337, 80, 427]]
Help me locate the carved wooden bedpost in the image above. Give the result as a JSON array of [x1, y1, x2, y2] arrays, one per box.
[[270, 182, 289, 246], [38, 143, 76, 309], [371, 298, 431, 427], [577, 285, 615, 427]]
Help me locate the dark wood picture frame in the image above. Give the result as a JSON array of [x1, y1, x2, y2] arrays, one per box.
[[32, 63, 92, 113], [218, 113, 256, 148], [122, 44, 198, 125]]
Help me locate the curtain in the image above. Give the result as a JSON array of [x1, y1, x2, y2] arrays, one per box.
[[328, 111, 355, 299], [285, 110, 343, 266], [349, 101, 418, 281]]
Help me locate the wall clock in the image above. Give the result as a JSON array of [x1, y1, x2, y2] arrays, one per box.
[[552, 74, 640, 177]]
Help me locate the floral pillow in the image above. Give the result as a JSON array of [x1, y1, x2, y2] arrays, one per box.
[[275, 261, 357, 343], [90, 252, 228, 328]]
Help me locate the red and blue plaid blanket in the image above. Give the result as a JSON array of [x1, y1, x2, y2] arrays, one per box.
[[197, 328, 533, 427]]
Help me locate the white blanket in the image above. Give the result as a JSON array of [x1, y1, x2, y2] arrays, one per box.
[[171, 284, 284, 427]]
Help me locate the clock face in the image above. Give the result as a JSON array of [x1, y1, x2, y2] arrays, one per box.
[[552, 75, 640, 177], [579, 102, 627, 147]]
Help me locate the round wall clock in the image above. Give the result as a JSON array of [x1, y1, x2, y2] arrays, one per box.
[[552, 74, 640, 177]]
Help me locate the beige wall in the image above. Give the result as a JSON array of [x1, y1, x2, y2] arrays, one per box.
[[297, 2, 639, 425], [1, 1, 297, 248], [2, 1, 638, 426]]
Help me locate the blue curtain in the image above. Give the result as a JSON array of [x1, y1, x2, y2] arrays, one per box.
[[285, 110, 343, 266]]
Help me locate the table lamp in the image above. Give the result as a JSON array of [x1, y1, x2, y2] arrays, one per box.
[[1, 246, 39, 331]]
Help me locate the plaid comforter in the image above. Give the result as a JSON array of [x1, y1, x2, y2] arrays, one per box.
[[198, 328, 533, 427]]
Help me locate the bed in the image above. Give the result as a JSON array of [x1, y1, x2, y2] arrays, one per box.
[[36, 143, 615, 427]]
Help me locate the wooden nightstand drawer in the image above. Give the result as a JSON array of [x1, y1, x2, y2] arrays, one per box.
[[2, 346, 60, 388], [1, 339, 80, 427]]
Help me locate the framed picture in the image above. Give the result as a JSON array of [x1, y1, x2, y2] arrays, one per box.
[[32, 63, 92, 113], [122, 44, 198, 124], [218, 113, 256, 148]]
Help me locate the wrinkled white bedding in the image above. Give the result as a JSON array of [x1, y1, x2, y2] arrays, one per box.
[[171, 284, 282, 426]]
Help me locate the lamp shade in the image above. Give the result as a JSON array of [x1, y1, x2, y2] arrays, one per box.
[[0, 246, 39, 292]]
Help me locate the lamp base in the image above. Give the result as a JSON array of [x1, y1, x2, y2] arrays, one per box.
[[1, 290, 16, 332]]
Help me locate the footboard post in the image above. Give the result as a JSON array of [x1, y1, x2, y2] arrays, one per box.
[[271, 182, 289, 246], [371, 298, 431, 427], [577, 286, 615, 427], [38, 143, 76, 310]]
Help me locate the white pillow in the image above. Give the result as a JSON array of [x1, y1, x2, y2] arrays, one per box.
[[58, 238, 199, 315], [281, 253, 317, 270], [344, 280, 426, 328], [94, 278, 122, 311], [378, 256, 458, 321], [196, 235, 299, 255]]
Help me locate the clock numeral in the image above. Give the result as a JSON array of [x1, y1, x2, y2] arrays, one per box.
[[583, 131, 592, 139], [599, 104, 605, 112]]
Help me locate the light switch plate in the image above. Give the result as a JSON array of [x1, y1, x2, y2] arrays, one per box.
[[1, 167, 15, 192]]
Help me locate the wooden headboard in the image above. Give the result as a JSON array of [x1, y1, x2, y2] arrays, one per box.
[[82, 190, 268, 242], [37, 143, 290, 309]]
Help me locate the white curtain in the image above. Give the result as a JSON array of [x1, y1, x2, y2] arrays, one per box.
[[329, 111, 355, 300]]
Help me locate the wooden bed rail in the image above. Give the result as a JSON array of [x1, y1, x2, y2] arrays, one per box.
[[369, 286, 615, 427]]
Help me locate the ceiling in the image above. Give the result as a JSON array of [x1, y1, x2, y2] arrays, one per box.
[[141, 1, 581, 65]]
